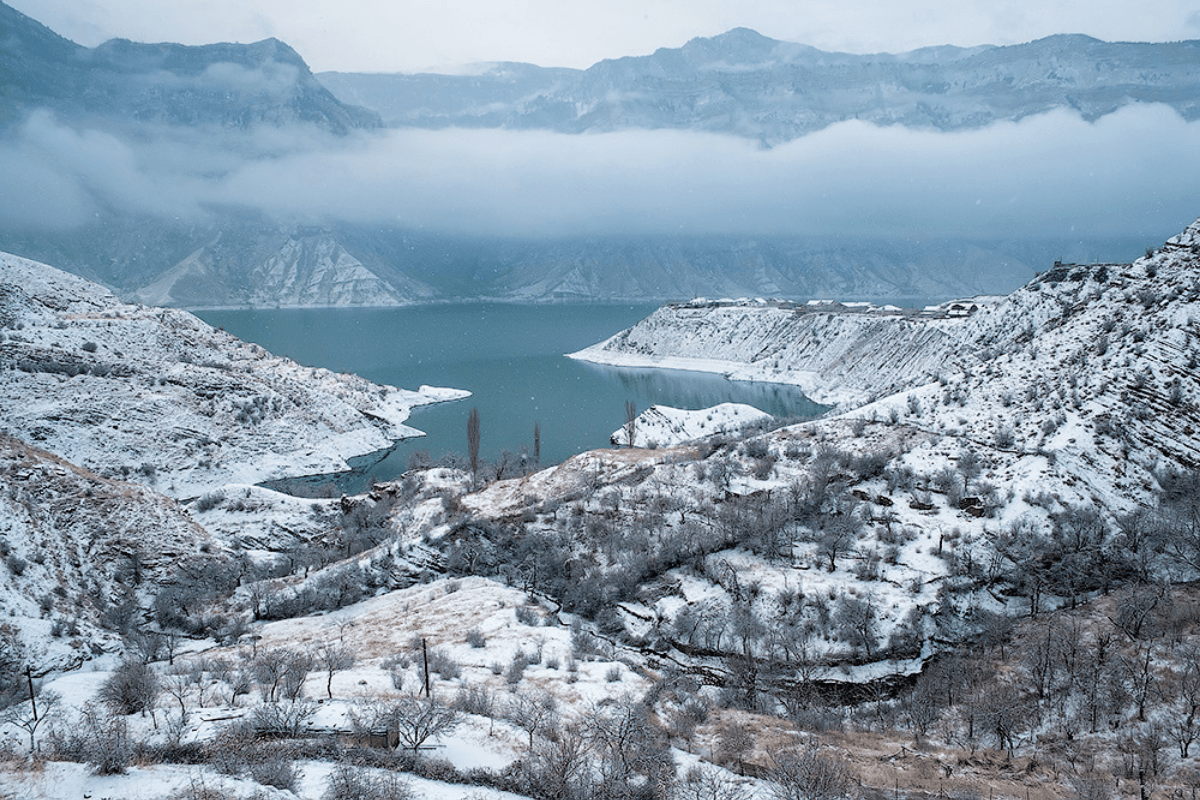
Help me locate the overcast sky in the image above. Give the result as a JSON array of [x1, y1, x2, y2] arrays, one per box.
[[11, 0, 1200, 73]]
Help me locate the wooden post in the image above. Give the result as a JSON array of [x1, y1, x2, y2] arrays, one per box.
[[422, 638, 431, 697]]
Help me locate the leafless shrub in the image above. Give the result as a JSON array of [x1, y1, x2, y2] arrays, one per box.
[[766, 745, 855, 800], [98, 657, 159, 717], [451, 682, 495, 717], [323, 763, 414, 800], [677, 763, 751, 800]]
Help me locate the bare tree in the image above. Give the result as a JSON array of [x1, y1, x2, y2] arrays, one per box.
[[253, 648, 311, 703], [524, 720, 590, 800], [1167, 647, 1200, 757], [507, 690, 559, 749], [1, 687, 59, 753], [353, 697, 461, 753], [585, 699, 674, 799], [715, 717, 754, 775], [624, 400, 637, 448], [78, 701, 132, 775], [318, 642, 357, 699], [250, 700, 316, 738], [162, 668, 192, 725], [834, 593, 878, 660], [98, 657, 160, 717], [533, 421, 541, 465], [467, 406, 481, 481], [280, 650, 314, 702]]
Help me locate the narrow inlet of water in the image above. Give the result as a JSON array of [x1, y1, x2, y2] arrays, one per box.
[[196, 304, 828, 493]]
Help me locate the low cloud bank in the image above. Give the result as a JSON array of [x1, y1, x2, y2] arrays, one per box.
[[1, 104, 1197, 242]]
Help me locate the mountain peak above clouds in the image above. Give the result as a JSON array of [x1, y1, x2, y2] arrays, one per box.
[[319, 27, 1200, 143], [0, 0, 379, 132]]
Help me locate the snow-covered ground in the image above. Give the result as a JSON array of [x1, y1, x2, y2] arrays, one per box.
[[0, 252, 469, 498], [611, 403, 773, 448]]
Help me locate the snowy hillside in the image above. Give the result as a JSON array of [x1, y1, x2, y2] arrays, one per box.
[[0, 434, 221, 667], [577, 222, 1200, 514], [571, 299, 989, 406], [611, 403, 773, 448], [0, 252, 467, 498], [5, 221, 1200, 799]]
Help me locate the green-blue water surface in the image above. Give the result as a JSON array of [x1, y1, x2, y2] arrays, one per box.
[[196, 304, 827, 492]]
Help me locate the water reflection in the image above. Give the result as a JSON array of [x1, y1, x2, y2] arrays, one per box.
[[576, 361, 821, 420]]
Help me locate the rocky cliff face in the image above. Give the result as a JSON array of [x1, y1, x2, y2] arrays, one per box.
[[0, 434, 221, 665], [5, 218, 1086, 308], [134, 229, 436, 308]]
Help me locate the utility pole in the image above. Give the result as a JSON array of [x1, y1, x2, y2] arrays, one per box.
[[422, 638, 431, 697]]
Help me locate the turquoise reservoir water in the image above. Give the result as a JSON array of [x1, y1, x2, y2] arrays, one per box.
[[196, 304, 826, 491]]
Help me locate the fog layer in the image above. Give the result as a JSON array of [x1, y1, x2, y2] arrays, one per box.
[[1, 104, 1197, 241]]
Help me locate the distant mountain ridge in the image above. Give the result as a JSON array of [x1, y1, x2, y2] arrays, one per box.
[[0, 1, 378, 132], [2, 216, 1151, 307], [319, 29, 1200, 144]]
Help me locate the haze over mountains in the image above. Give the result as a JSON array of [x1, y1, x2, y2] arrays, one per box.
[[319, 29, 1200, 144], [1, 2, 1197, 306]]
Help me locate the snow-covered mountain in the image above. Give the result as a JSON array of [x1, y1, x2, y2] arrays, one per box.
[[0, 3, 1167, 307], [133, 228, 437, 308], [320, 30, 1200, 144], [0, 252, 467, 498], [0, 1, 378, 133]]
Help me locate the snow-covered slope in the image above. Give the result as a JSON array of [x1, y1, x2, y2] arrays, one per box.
[[0, 252, 467, 498], [577, 218, 1200, 515], [418, 215, 1200, 683], [571, 300, 984, 407], [0, 434, 220, 665], [611, 403, 773, 448]]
